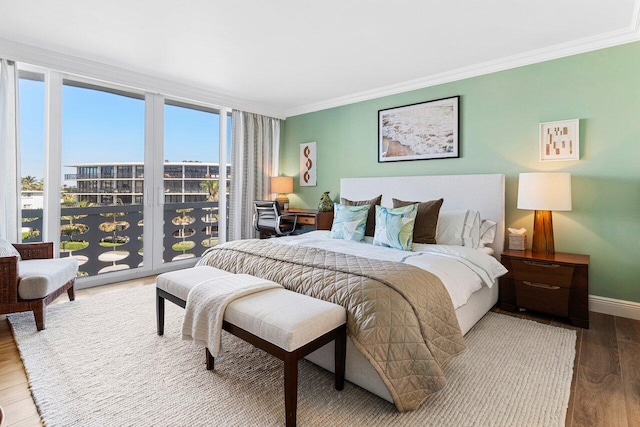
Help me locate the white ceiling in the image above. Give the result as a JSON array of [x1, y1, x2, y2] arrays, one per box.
[[1, 0, 639, 118]]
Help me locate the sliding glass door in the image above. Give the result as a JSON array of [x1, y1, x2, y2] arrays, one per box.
[[162, 101, 230, 264], [60, 81, 145, 276]]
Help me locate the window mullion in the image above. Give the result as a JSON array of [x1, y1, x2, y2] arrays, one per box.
[[43, 70, 62, 255], [218, 108, 229, 244]]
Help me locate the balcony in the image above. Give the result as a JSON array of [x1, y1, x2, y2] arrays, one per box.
[[22, 201, 221, 277]]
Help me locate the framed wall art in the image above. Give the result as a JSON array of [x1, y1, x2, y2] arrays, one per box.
[[539, 119, 579, 162], [300, 141, 316, 186], [378, 96, 460, 162]]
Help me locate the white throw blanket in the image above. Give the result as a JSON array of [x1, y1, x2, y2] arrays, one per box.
[[181, 274, 283, 356]]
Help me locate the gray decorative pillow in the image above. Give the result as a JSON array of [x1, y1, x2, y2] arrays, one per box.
[[340, 195, 382, 237], [0, 237, 21, 260], [392, 198, 444, 244]]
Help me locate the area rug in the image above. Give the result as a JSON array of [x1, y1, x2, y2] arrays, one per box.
[[9, 285, 576, 426]]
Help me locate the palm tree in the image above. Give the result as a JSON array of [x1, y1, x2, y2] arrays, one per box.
[[34, 178, 44, 191], [200, 180, 219, 202], [21, 176, 37, 191]]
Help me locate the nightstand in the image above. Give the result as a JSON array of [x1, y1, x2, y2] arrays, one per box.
[[284, 209, 334, 231], [500, 250, 590, 328]]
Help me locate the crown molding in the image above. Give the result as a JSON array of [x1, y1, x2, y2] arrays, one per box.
[[0, 38, 287, 119], [284, 27, 640, 118]]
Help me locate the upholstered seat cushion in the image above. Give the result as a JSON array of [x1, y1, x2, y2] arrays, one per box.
[[157, 266, 346, 352], [18, 258, 78, 300], [156, 266, 235, 301], [224, 288, 346, 351]]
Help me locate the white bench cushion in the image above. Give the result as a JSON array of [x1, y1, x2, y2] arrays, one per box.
[[18, 258, 78, 300], [156, 266, 235, 301], [225, 288, 346, 352]]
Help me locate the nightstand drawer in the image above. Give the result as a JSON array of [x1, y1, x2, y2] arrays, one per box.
[[511, 259, 574, 288], [515, 280, 570, 317], [297, 216, 315, 225]]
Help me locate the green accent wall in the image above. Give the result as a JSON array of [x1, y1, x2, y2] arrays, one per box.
[[281, 41, 640, 304]]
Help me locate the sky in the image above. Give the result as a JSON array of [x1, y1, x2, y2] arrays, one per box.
[[19, 78, 232, 184]]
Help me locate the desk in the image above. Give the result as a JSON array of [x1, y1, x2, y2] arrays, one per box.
[[285, 209, 334, 231]]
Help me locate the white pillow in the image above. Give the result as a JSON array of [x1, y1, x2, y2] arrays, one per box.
[[479, 219, 497, 247], [0, 237, 21, 260], [436, 210, 481, 248]]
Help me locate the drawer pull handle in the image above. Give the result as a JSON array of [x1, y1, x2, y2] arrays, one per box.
[[523, 260, 560, 268], [523, 281, 560, 290]]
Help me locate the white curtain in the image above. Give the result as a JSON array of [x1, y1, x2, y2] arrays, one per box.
[[229, 111, 281, 240], [0, 59, 21, 242]]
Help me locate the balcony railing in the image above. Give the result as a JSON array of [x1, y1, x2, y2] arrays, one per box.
[[21, 201, 221, 277]]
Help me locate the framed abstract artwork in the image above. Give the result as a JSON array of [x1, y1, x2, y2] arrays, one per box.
[[378, 96, 460, 162], [539, 119, 579, 162], [300, 142, 316, 186]]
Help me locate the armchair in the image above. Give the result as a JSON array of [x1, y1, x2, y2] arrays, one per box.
[[0, 242, 78, 330], [253, 201, 298, 238]]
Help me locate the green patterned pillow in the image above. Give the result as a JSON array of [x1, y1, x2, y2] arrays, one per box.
[[373, 204, 418, 251], [330, 203, 370, 242]]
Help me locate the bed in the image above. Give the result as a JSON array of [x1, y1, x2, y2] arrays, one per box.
[[198, 173, 506, 410]]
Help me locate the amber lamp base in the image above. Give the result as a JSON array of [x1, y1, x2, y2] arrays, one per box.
[[531, 210, 555, 254]]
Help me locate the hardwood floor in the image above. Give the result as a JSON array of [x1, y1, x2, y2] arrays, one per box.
[[0, 277, 638, 426]]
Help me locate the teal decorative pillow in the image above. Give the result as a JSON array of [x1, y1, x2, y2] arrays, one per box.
[[330, 204, 370, 242], [373, 204, 418, 251]]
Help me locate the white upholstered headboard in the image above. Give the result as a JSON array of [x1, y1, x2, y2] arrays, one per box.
[[340, 174, 506, 257]]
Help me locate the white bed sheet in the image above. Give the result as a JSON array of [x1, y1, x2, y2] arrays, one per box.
[[274, 230, 507, 310]]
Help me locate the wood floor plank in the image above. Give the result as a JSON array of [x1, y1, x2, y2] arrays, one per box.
[[616, 317, 640, 344], [0, 383, 32, 406], [619, 341, 640, 427], [564, 327, 583, 427], [0, 368, 28, 391], [0, 340, 20, 353], [8, 414, 43, 427], [573, 365, 628, 427], [0, 352, 22, 376], [2, 397, 39, 426], [580, 312, 620, 375]]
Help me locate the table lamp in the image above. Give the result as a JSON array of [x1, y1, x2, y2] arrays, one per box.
[[517, 172, 572, 254], [270, 176, 294, 211]]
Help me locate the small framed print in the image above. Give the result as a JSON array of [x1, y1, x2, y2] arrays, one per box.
[[540, 119, 579, 162], [300, 142, 317, 186]]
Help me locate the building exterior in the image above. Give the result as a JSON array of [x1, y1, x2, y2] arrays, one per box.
[[21, 190, 44, 209], [64, 161, 231, 205]]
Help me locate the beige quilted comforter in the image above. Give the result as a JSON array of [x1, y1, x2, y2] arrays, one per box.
[[197, 239, 465, 411]]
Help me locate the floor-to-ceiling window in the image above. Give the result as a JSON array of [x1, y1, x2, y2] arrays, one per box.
[[19, 71, 45, 243], [14, 65, 230, 287]]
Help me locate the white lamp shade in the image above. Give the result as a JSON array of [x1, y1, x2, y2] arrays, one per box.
[[270, 176, 293, 194], [517, 172, 572, 211]]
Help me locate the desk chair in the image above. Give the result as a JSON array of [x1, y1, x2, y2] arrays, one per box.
[[253, 201, 298, 238]]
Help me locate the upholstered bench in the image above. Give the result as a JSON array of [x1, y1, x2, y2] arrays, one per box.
[[156, 266, 347, 427]]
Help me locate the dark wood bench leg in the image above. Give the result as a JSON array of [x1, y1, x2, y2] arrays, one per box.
[[156, 289, 165, 336], [206, 348, 215, 370], [67, 285, 75, 301], [33, 302, 45, 331], [284, 352, 298, 427], [335, 324, 346, 391]]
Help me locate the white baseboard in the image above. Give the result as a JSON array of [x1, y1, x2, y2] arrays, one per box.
[[589, 295, 640, 321]]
